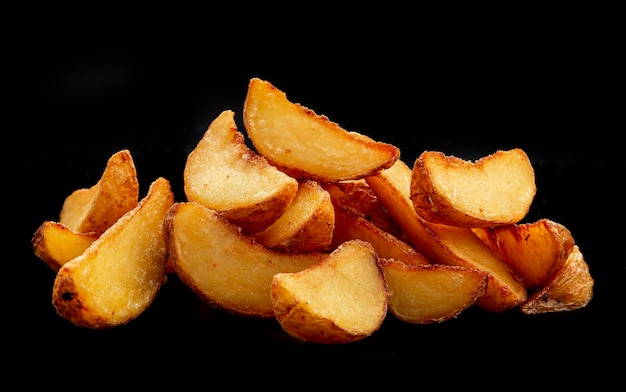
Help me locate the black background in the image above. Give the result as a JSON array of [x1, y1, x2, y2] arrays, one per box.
[[7, 8, 624, 390]]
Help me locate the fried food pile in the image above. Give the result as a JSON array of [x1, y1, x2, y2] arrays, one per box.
[[32, 78, 594, 343]]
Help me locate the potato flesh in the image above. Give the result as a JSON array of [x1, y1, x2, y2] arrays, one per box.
[[60, 149, 139, 234], [243, 78, 400, 182], [366, 159, 526, 312], [52, 177, 174, 328], [271, 240, 387, 343], [380, 260, 487, 324], [520, 245, 593, 314], [165, 201, 327, 318], [32, 221, 99, 272], [252, 180, 335, 252], [411, 149, 536, 227]]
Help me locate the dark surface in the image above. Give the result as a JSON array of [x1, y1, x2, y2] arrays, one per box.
[[7, 12, 623, 390]]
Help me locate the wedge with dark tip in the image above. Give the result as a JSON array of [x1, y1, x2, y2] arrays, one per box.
[[52, 177, 174, 328]]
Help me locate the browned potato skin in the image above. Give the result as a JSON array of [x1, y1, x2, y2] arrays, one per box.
[[252, 180, 335, 253], [164, 201, 327, 318], [184, 109, 298, 234], [520, 245, 593, 314], [366, 159, 526, 313], [243, 78, 400, 182], [332, 204, 430, 266], [271, 239, 388, 344], [60, 149, 139, 234], [411, 149, 536, 228], [323, 179, 407, 241], [52, 177, 174, 329], [380, 259, 487, 324], [472, 219, 575, 290], [32, 221, 99, 272]]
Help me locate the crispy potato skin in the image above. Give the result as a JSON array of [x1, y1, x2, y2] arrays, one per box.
[[473, 219, 575, 290], [252, 180, 335, 253], [521, 245, 594, 314], [332, 204, 430, 266], [411, 149, 536, 228], [59, 149, 139, 234]]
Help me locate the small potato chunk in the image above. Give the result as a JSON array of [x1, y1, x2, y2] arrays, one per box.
[[380, 259, 487, 324], [60, 149, 139, 234], [184, 109, 298, 234], [366, 159, 527, 313], [52, 177, 174, 328], [164, 201, 327, 318], [243, 78, 400, 182], [472, 219, 574, 290], [332, 204, 430, 267], [32, 221, 99, 272], [411, 149, 536, 228], [271, 239, 388, 344], [520, 245, 594, 314], [252, 180, 335, 253]]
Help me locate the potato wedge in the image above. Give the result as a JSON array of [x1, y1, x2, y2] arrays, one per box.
[[271, 239, 388, 344], [252, 180, 335, 253], [32, 221, 99, 272], [379, 259, 487, 324], [411, 149, 536, 228], [366, 159, 527, 312], [184, 109, 298, 234], [332, 204, 430, 266], [472, 219, 575, 290], [52, 177, 174, 328], [323, 179, 406, 241], [164, 201, 327, 318], [243, 78, 400, 182], [59, 149, 139, 234], [520, 245, 594, 314]]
